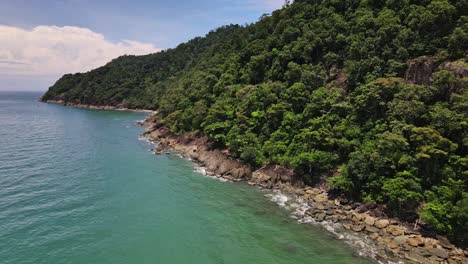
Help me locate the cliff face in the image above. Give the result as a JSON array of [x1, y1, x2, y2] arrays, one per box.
[[404, 57, 468, 85], [404, 56, 434, 85]]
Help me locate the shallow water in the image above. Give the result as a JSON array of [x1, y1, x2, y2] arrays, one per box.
[[0, 92, 373, 264]]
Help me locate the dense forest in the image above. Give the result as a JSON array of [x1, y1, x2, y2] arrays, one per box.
[[42, 0, 467, 243]]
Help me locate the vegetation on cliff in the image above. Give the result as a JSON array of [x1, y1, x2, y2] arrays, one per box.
[[42, 0, 467, 243]]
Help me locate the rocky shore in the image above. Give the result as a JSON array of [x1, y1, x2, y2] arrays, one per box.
[[142, 116, 467, 264], [43, 100, 156, 113]]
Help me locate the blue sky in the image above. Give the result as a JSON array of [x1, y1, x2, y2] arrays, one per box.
[[0, 0, 284, 91]]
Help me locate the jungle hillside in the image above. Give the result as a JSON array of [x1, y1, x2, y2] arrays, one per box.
[[42, 0, 468, 243]]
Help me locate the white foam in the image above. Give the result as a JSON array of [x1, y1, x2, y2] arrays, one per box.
[[266, 191, 289, 207], [194, 165, 207, 175], [191, 163, 233, 183], [262, 189, 395, 263]]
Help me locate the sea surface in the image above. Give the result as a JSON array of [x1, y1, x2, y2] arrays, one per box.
[[0, 92, 373, 264]]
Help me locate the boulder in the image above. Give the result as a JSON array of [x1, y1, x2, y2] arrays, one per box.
[[351, 212, 363, 223], [315, 213, 326, 222], [280, 174, 291, 182], [427, 247, 448, 259], [387, 242, 398, 249], [424, 238, 439, 248], [385, 225, 405, 236], [316, 203, 325, 210], [365, 225, 379, 233], [253, 172, 271, 183], [294, 189, 305, 196], [393, 235, 409, 246], [375, 219, 390, 229], [405, 251, 430, 264], [313, 194, 328, 203], [305, 189, 320, 195], [407, 236, 424, 247], [436, 235, 454, 249], [352, 224, 365, 232], [364, 215, 375, 226]]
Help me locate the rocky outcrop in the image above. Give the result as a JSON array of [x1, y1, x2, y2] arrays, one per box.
[[404, 57, 468, 86], [250, 165, 301, 188], [144, 125, 252, 181], [440, 60, 468, 78], [405, 56, 434, 85]]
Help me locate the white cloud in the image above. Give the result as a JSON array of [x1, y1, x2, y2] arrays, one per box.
[[0, 25, 160, 77]]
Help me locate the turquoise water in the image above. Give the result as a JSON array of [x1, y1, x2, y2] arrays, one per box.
[[0, 92, 373, 264]]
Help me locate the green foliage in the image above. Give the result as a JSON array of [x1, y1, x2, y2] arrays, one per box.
[[382, 171, 422, 215], [43, 0, 468, 242]]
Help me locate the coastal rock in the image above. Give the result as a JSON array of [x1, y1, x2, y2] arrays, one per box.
[[351, 212, 363, 223], [369, 233, 379, 240], [364, 215, 375, 226], [436, 235, 454, 249], [388, 242, 398, 249], [375, 219, 390, 229], [352, 224, 365, 232], [405, 251, 430, 264], [393, 235, 408, 246], [428, 247, 448, 259], [313, 194, 328, 203], [407, 236, 424, 247], [305, 189, 320, 195], [316, 213, 326, 222], [365, 225, 379, 233], [253, 172, 271, 183], [315, 203, 325, 210], [424, 238, 440, 248], [385, 225, 405, 236]]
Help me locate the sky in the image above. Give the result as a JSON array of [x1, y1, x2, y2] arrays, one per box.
[[0, 0, 284, 91]]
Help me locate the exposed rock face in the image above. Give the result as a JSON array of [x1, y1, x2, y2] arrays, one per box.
[[405, 56, 434, 85], [440, 61, 468, 78], [146, 127, 252, 180], [250, 165, 299, 188], [375, 219, 390, 229]]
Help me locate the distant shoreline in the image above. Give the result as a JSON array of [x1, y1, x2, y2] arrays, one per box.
[[42, 100, 157, 114]]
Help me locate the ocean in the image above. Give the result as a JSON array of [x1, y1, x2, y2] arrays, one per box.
[[0, 92, 372, 264]]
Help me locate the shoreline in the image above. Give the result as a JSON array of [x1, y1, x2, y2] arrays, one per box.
[[141, 115, 467, 264], [42, 100, 157, 114], [40, 101, 467, 263]]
